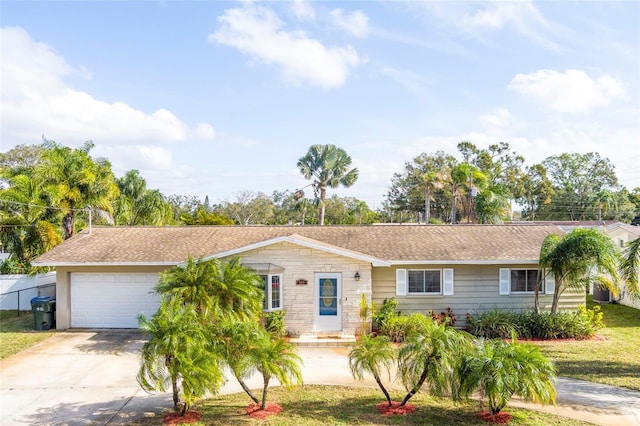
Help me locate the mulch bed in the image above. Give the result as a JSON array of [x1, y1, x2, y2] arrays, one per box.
[[163, 410, 202, 425], [477, 411, 513, 424], [246, 402, 283, 419], [519, 334, 606, 342], [376, 401, 416, 416]]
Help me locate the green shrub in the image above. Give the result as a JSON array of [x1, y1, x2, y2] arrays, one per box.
[[465, 309, 518, 339], [263, 310, 286, 338], [466, 306, 605, 340], [380, 312, 433, 343], [372, 298, 397, 331]]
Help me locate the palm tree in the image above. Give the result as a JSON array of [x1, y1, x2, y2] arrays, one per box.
[[621, 237, 640, 301], [220, 321, 266, 404], [397, 317, 469, 406], [137, 296, 224, 415], [253, 337, 303, 410], [348, 334, 396, 406], [459, 339, 556, 416], [36, 141, 119, 239], [539, 228, 622, 313], [155, 257, 263, 322], [114, 169, 173, 225], [297, 144, 358, 225]]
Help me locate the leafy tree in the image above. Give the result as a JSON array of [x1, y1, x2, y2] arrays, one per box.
[[114, 170, 173, 225], [539, 228, 622, 313], [35, 140, 119, 239], [540, 152, 618, 221], [137, 295, 224, 414], [459, 339, 556, 416], [385, 151, 456, 223], [0, 144, 44, 182], [397, 317, 469, 406], [179, 206, 234, 225], [297, 144, 359, 225], [449, 163, 486, 224], [218, 190, 274, 225], [166, 194, 203, 223], [348, 334, 396, 406], [515, 164, 554, 221]]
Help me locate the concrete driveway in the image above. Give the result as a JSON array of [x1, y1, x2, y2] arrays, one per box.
[[2, 331, 640, 425], [0, 331, 172, 425]]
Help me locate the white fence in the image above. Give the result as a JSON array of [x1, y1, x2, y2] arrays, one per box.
[[0, 273, 56, 311]]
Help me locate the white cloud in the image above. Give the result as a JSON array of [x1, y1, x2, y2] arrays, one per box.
[[480, 107, 517, 133], [210, 4, 361, 89], [0, 26, 214, 151], [330, 8, 369, 38], [508, 69, 626, 113], [194, 123, 216, 140], [292, 0, 315, 21]]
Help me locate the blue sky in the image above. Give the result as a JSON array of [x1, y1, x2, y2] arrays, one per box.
[[1, 1, 638, 209]]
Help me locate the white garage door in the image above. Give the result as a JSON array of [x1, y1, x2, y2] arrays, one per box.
[[71, 273, 161, 328]]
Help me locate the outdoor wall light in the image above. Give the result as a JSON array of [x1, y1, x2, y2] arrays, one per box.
[[354, 272, 361, 281]]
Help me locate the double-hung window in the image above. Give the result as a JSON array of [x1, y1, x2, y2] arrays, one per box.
[[260, 274, 282, 311], [408, 270, 442, 295]]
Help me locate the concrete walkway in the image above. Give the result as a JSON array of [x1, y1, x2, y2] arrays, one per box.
[[1, 332, 639, 425]]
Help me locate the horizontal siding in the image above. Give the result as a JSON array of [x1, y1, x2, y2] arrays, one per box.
[[372, 265, 585, 326]]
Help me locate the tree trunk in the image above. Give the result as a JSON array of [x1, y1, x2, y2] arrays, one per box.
[[400, 365, 429, 406], [451, 195, 458, 225], [425, 189, 431, 224], [374, 373, 392, 406], [171, 373, 180, 411], [261, 374, 270, 410], [319, 186, 327, 225], [551, 286, 561, 314], [237, 377, 259, 404], [62, 212, 75, 240]]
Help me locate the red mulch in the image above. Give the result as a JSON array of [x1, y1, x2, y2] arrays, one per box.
[[163, 410, 202, 425], [477, 411, 513, 424], [376, 401, 416, 416], [246, 402, 282, 419]]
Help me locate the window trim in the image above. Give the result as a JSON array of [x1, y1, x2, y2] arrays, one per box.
[[260, 273, 283, 311], [407, 269, 442, 295]]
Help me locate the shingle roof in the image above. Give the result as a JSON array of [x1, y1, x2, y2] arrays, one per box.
[[32, 224, 564, 266]]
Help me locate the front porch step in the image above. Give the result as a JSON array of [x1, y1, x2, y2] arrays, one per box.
[[290, 334, 356, 347]]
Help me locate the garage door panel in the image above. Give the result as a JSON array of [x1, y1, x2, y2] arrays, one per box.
[[71, 273, 160, 328]]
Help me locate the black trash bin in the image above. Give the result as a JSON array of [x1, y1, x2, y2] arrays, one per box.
[[31, 296, 56, 331]]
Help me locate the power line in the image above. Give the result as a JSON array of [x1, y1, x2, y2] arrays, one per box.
[[0, 199, 87, 213]]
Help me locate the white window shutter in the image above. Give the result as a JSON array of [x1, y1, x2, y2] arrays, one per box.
[[499, 268, 510, 295], [396, 269, 407, 296], [443, 268, 454, 295], [545, 270, 556, 295]]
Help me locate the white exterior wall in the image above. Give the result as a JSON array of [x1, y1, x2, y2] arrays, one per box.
[[231, 241, 371, 336], [0, 273, 56, 311]]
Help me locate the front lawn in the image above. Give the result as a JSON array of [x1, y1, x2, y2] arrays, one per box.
[[134, 385, 592, 425], [536, 297, 640, 391], [0, 310, 54, 359]]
